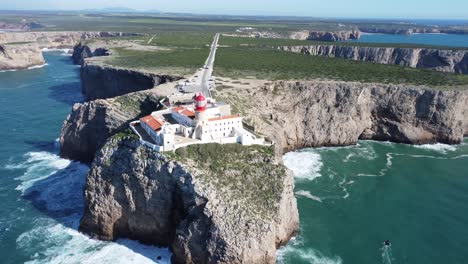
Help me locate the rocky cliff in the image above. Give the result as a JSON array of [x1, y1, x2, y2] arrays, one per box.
[[0, 43, 45, 70], [72, 42, 111, 65], [214, 81, 468, 152], [59, 89, 164, 163], [0, 31, 142, 70], [290, 30, 362, 41], [0, 31, 142, 49], [81, 64, 181, 100], [80, 139, 299, 264], [279, 45, 468, 74]]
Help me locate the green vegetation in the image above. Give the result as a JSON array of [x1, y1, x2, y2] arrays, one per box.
[[168, 143, 283, 219], [114, 93, 161, 117], [220, 35, 468, 50], [113, 128, 139, 141], [108, 47, 210, 74], [215, 44, 468, 87]]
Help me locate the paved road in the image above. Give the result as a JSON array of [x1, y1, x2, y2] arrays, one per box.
[[200, 33, 219, 97], [185, 33, 219, 98]]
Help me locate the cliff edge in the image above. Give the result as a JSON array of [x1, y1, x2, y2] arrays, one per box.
[[214, 80, 468, 153], [279, 45, 468, 74], [80, 138, 299, 264]]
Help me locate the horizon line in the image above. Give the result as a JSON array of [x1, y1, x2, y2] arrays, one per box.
[[1, 8, 468, 22]]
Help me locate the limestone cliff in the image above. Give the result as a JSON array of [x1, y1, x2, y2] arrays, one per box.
[[72, 42, 110, 65], [59, 90, 162, 163], [279, 45, 468, 74], [81, 64, 182, 100], [0, 31, 142, 70], [0, 31, 142, 49], [0, 43, 45, 70], [80, 139, 299, 264], [214, 81, 468, 152], [290, 30, 361, 42]]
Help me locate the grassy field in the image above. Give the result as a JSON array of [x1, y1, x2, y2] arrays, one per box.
[[215, 45, 468, 87], [99, 32, 214, 74]]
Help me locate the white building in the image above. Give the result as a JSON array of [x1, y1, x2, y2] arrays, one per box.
[[132, 93, 265, 152]]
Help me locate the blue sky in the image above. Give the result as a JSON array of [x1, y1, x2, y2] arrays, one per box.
[[1, 0, 467, 19]]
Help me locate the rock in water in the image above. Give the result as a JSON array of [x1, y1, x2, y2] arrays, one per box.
[[79, 138, 299, 263]]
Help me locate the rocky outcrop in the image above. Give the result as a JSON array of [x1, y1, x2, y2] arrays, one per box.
[[279, 45, 468, 74], [0, 31, 142, 49], [291, 30, 362, 41], [359, 27, 468, 35], [81, 64, 181, 100], [72, 42, 110, 65], [80, 139, 298, 264], [59, 90, 162, 163], [0, 31, 142, 70], [0, 21, 44, 31], [214, 81, 468, 152], [0, 43, 45, 70]]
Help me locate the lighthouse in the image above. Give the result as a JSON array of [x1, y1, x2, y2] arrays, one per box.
[[194, 93, 208, 122]]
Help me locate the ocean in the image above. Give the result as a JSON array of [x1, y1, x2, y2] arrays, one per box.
[[346, 33, 468, 48], [1, 42, 467, 263], [0, 51, 171, 264]]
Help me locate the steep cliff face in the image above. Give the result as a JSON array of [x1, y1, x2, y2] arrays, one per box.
[[72, 42, 110, 65], [0, 43, 45, 70], [0, 31, 142, 70], [279, 45, 468, 74], [214, 81, 468, 152], [59, 90, 162, 163], [290, 30, 362, 41], [81, 64, 181, 100], [0, 31, 142, 49], [80, 139, 299, 264]]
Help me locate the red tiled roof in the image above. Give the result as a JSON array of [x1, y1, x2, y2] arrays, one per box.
[[208, 114, 241, 122], [140, 115, 164, 131], [172, 106, 195, 118], [181, 109, 195, 118]]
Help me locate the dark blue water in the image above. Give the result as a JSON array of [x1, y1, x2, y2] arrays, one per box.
[[0, 52, 170, 263], [347, 33, 468, 47]]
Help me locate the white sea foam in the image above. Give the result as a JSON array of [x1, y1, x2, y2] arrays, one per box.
[[277, 240, 342, 264], [17, 223, 171, 264], [295, 190, 323, 203], [27, 63, 49, 70], [9, 150, 172, 263], [414, 143, 457, 154], [283, 150, 323, 181], [5, 152, 72, 193]]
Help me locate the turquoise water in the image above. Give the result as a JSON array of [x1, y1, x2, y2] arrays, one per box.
[[0, 52, 170, 263], [347, 33, 468, 48], [1, 51, 468, 264], [280, 141, 468, 264]]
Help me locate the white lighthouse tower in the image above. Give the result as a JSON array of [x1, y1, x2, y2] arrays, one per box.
[[192, 93, 209, 140], [194, 93, 208, 122]]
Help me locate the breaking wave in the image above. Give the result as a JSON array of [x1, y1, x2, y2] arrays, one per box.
[[27, 63, 49, 70], [277, 237, 342, 264], [296, 190, 323, 203], [283, 150, 323, 181], [414, 143, 457, 154], [7, 151, 171, 263]]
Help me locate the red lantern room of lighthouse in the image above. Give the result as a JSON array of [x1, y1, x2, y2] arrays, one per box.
[[194, 93, 207, 112]]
